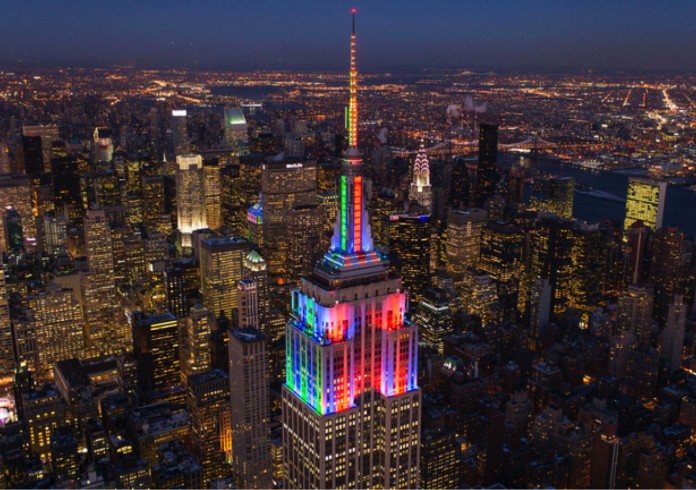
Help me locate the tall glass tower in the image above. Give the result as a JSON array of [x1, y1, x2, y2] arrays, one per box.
[[281, 11, 421, 489]]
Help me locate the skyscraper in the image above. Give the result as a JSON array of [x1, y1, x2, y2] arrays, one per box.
[[477, 123, 499, 206], [224, 107, 249, 155], [200, 236, 250, 319], [527, 214, 574, 315], [203, 158, 222, 231], [409, 141, 432, 211], [649, 226, 688, 324], [27, 283, 85, 378], [445, 208, 488, 279], [386, 213, 432, 303], [282, 14, 420, 487], [82, 207, 124, 356], [623, 177, 666, 231], [0, 265, 11, 384], [530, 176, 575, 220], [179, 304, 212, 381], [171, 110, 190, 156], [229, 328, 272, 488], [131, 311, 179, 390], [175, 154, 207, 251], [260, 159, 317, 276], [242, 250, 271, 339], [617, 285, 655, 348], [186, 369, 232, 487], [662, 295, 686, 373]]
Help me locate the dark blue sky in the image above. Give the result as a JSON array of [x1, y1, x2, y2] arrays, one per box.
[[3, 0, 695, 71]]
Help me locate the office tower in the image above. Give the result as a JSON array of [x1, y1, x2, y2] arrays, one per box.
[[419, 428, 462, 489], [18, 135, 44, 175], [318, 161, 338, 193], [180, 304, 212, 380], [413, 287, 452, 352], [82, 207, 124, 356], [409, 141, 432, 211], [480, 221, 524, 315], [287, 203, 324, 284], [528, 278, 551, 351], [52, 156, 84, 222], [662, 295, 686, 373], [221, 159, 262, 236], [250, 132, 278, 155], [247, 197, 264, 247], [650, 227, 687, 323], [237, 279, 260, 329], [164, 258, 200, 318], [224, 106, 249, 154], [624, 220, 649, 285], [23, 124, 60, 169], [261, 159, 317, 275], [26, 283, 85, 377], [569, 222, 609, 312], [186, 369, 232, 487], [242, 250, 271, 338], [3, 208, 23, 254], [386, 212, 432, 303], [530, 176, 575, 219], [317, 191, 339, 248], [229, 328, 272, 488], [463, 271, 499, 326], [175, 153, 207, 251], [449, 156, 477, 210], [527, 214, 574, 315], [124, 191, 143, 226], [446, 208, 488, 279], [369, 188, 398, 247], [0, 266, 11, 383], [92, 168, 120, 207], [617, 285, 655, 348], [171, 110, 190, 156], [282, 14, 420, 487], [200, 236, 250, 319], [30, 172, 55, 221], [477, 123, 498, 206], [623, 177, 666, 231], [131, 311, 179, 390], [141, 175, 166, 222], [0, 174, 36, 249], [93, 128, 113, 163], [22, 384, 69, 461], [203, 158, 222, 231]]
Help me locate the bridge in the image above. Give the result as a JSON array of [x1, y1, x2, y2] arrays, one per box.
[[392, 133, 559, 157]]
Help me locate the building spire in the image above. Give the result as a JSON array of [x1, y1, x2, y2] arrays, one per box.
[[349, 9, 358, 148], [322, 10, 385, 273]]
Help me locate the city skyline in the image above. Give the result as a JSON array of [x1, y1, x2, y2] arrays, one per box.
[[3, 1, 696, 72], [0, 4, 695, 490]]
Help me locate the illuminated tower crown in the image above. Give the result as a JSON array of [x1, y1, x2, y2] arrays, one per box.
[[324, 9, 386, 276], [282, 13, 421, 486], [413, 140, 430, 190], [409, 140, 433, 211]]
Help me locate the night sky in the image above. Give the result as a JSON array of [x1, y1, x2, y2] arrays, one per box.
[[3, 0, 695, 72]]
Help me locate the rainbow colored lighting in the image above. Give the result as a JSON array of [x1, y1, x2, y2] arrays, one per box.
[[353, 176, 362, 252], [285, 10, 418, 418], [340, 175, 347, 252]]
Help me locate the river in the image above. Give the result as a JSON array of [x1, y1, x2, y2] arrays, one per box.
[[498, 153, 696, 237]]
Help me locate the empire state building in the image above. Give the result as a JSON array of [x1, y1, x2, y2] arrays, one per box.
[[281, 11, 421, 489]]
